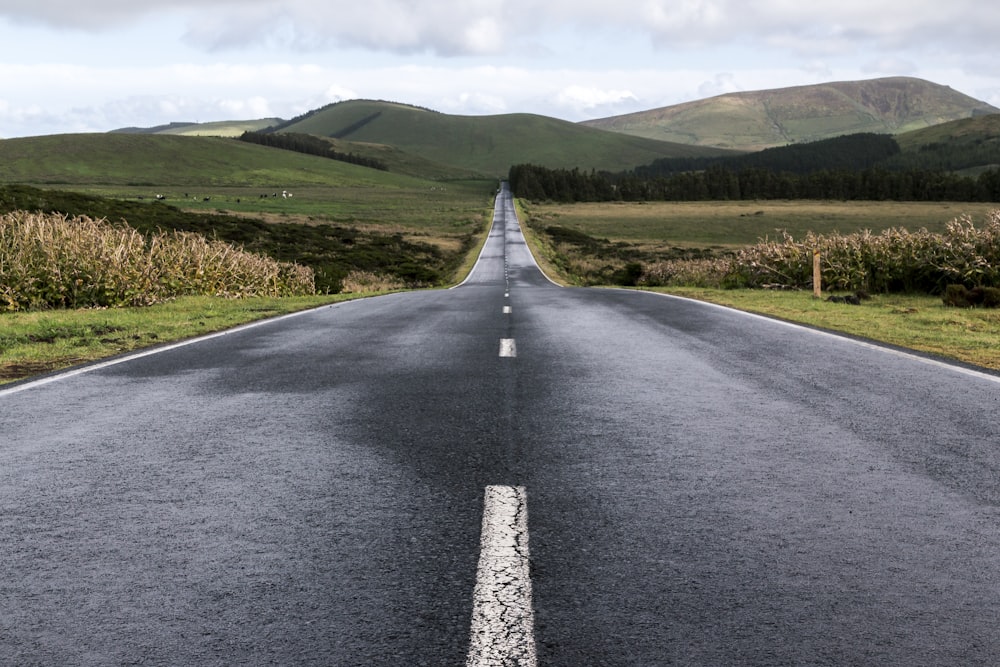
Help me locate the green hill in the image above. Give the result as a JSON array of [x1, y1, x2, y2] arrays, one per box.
[[582, 77, 998, 151], [0, 133, 437, 188], [271, 100, 735, 177], [890, 114, 1000, 173]]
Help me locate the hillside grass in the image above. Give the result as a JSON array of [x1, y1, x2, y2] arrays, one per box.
[[0, 134, 446, 188], [278, 100, 733, 176], [582, 78, 997, 151]]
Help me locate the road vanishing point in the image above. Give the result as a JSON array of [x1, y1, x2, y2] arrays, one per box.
[[2, 184, 1000, 665]]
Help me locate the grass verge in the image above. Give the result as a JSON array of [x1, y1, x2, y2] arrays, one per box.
[[0, 294, 358, 385], [651, 287, 1000, 372]]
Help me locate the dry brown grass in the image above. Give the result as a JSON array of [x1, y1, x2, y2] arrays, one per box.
[[339, 271, 407, 293], [0, 211, 314, 312], [725, 210, 1000, 292]]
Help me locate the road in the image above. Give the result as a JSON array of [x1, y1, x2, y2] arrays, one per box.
[[2, 184, 1000, 665]]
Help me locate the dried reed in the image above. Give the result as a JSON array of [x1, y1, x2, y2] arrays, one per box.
[[0, 211, 314, 312]]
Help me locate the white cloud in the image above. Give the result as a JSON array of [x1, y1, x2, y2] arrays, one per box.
[[554, 85, 639, 117], [2, 1, 1000, 136], [697, 73, 741, 99], [437, 92, 509, 116], [4, 0, 996, 58]]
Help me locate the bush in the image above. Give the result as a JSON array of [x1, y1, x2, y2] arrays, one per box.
[[613, 262, 644, 286], [724, 210, 1000, 293], [942, 284, 1000, 308], [0, 211, 314, 311]]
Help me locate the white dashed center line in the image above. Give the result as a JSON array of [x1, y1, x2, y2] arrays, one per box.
[[503, 306, 512, 314], [467, 485, 536, 667], [499, 339, 517, 357]]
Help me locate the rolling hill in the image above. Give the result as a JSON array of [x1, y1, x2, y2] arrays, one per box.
[[19, 77, 1000, 187], [581, 77, 998, 151], [0, 133, 435, 188], [267, 100, 735, 176]]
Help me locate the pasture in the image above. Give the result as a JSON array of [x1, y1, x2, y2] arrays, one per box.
[[522, 199, 1000, 249]]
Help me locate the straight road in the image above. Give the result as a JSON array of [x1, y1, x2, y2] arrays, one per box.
[[2, 185, 1000, 665]]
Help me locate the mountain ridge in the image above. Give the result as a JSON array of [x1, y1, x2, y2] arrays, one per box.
[[580, 76, 998, 151]]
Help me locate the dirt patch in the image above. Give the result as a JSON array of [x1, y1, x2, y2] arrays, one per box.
[[0, 359, 83, 383]]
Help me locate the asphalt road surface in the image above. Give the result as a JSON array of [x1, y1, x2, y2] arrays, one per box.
[[3, 184, 1000, 666]]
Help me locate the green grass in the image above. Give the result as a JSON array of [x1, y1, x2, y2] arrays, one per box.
[[650, 288, 1000, 372], [76, 181, 493, 236], [0, 294, 361, 385], [0, 134, 445, 189]]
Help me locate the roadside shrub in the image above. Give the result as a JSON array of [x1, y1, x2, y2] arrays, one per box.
[[641, 258, 732, 288], [722, 210, 1000, 293], [942, 284, 1000, 308], [0, 211, 314, 312], [613, 262, 644, 286], [340, 270, 406, 293]]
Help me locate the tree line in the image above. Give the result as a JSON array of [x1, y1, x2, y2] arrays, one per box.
[[634, 133, 903, 178], [509, 163, 1000, 203], [238, 131, 388, 171], [509, 130, 1000, 202]]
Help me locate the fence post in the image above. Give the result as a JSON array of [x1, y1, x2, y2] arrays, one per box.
[[813, 249, 822, 297]]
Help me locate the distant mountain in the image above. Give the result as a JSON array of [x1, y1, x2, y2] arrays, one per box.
[[112, 119, 282, 138], [581, 77, 999, 151], [269, 100, 734, 177]]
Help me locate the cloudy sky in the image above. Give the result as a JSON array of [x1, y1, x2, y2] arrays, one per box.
[[1, 0, 998, 137]]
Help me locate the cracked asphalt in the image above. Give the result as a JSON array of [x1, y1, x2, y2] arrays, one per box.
[[2, 185, 1000, 665]]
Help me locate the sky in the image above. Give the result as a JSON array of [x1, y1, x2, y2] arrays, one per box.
[[2, 0, 999, 138]]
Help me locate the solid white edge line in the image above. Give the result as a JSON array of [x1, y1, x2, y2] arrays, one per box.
[[629, 288, 1000, 385], [452, 192, 505, 289], [0, 300, 356, 397], [452, 188, 562, 289], [467, 485, 536, 667]]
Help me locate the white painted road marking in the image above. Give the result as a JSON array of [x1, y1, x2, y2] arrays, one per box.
[[499, 339, 517, 357], [503, 306, 512, 314], [467, 485, 536, 667]]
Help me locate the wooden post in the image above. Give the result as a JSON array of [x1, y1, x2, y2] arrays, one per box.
[[813, 249, 822, 297]]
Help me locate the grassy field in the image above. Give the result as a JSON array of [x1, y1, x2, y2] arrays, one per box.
[[0, 134, 433, 188], [522, 200, 1000, 249], [80, 182, 493, 239], [0, 133, 497, 249]]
